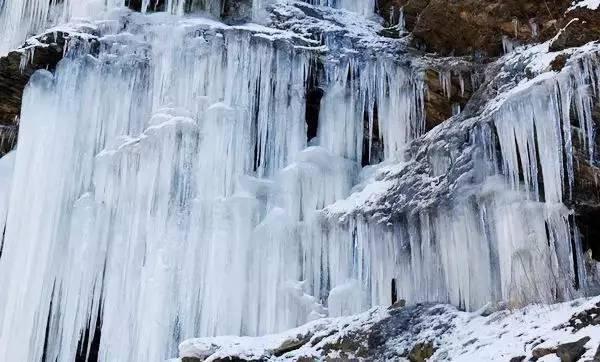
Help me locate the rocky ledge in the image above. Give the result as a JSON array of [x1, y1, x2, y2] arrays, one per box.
[[177, 296, 600, 361], [0, 24, 99, 156]]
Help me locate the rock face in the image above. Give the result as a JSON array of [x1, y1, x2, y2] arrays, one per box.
[[0, 30, 98, 156], [377, 0, 600, 57], [0, 37, 64, 156], [179, 296, 600, 361]]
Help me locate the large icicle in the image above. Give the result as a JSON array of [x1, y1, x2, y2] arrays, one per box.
[[0, 0, 122, 54], [322, 49, 600, 312], [318, 57, 424, 163], [305, 0, 375, 15]]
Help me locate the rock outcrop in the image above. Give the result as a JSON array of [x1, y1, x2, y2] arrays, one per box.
[[179, 296, 600, 361], [377, 0, 583, 56], [0, 29, 98, 156]]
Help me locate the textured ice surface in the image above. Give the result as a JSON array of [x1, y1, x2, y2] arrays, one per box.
[[0, 5, 424, 361]]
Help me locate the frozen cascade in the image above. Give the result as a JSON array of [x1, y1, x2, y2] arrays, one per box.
[[0, 8, 425, 361], [0, 0, 121, 55], [0, 1, 599, 362], [318, 57, 425, 163], [324, 50, 600, 311], [305, 0, 375, 15]]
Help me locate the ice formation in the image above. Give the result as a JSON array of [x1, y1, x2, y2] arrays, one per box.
[[0, 0, 119, 54], [324, 48, 600, 311], [306, 0, 375, 15], [0, 0, 377, 55], [0, 0, 598, 361], [0, 4, 424, 360]]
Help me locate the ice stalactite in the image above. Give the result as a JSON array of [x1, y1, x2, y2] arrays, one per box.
[[318, 57, 424, 164], [0, 151, 14, 258], [0, 0, 120, 55], [0, 4, 429, 358], [305, 0, 375, 15], [323, 51, 600, 312]]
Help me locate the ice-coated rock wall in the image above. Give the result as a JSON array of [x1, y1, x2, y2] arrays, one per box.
[[0, 3, 424, 360], [0, 0, 598, 361]]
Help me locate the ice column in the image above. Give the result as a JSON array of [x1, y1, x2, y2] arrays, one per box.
[[0, 20, 312, 361], [318, 57, 424, 164]]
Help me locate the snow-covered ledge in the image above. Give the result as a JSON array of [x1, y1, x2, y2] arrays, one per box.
[[178, 296, 600, 361]]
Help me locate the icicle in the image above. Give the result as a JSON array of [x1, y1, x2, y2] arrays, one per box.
[[529, 18, 539, 38], [452, 103, 461, 116], [439, 70, 452, 99], [398, 6, 406, 34], [318, 56, 424, 163], [0, 17, 315, 360], [304, 0, 375, 16], [502, 35, 516, 54]]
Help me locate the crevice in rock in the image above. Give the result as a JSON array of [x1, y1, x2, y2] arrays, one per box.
[[75, 304, 103, 362], [305, 58, 324, 144]]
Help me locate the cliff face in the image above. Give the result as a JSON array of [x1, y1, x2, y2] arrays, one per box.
[[0, 34, 68, 155]]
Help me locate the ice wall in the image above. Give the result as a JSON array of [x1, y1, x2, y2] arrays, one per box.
[[306, 0, 375, 15], [0, 1, 598, 362], [0, 8, 424, 361], [0, 0, 120, 54], [324, 50, 600, 311]]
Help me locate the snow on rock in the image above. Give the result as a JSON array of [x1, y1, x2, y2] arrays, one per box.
[[179, 296, 600, 361], [569, 0, 600, 11], [179, 308, 389, 361]]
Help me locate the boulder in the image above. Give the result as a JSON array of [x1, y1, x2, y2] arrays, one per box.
[[556, 337, 591, 362], [408, 341, 435, 362], [549, 6, 600, 52]]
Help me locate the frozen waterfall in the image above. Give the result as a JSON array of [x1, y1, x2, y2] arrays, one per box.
[[0, 1, 598, 362], [0, 7, 424, 361], [0, 0, 375, 55]]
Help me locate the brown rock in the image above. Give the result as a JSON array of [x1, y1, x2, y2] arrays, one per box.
[[424, 68, 474, 130], [377, 0, 571, 56], [549, 7, 600, 52], [383, 0, 599, 57], [408, 341, 435, 362], [556, 336, 590, 362], [532, 346, 557, 360], [550, 53, 571, 72]]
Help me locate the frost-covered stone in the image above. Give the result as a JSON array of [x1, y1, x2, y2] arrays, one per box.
[[179, 296, 600, 361]]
